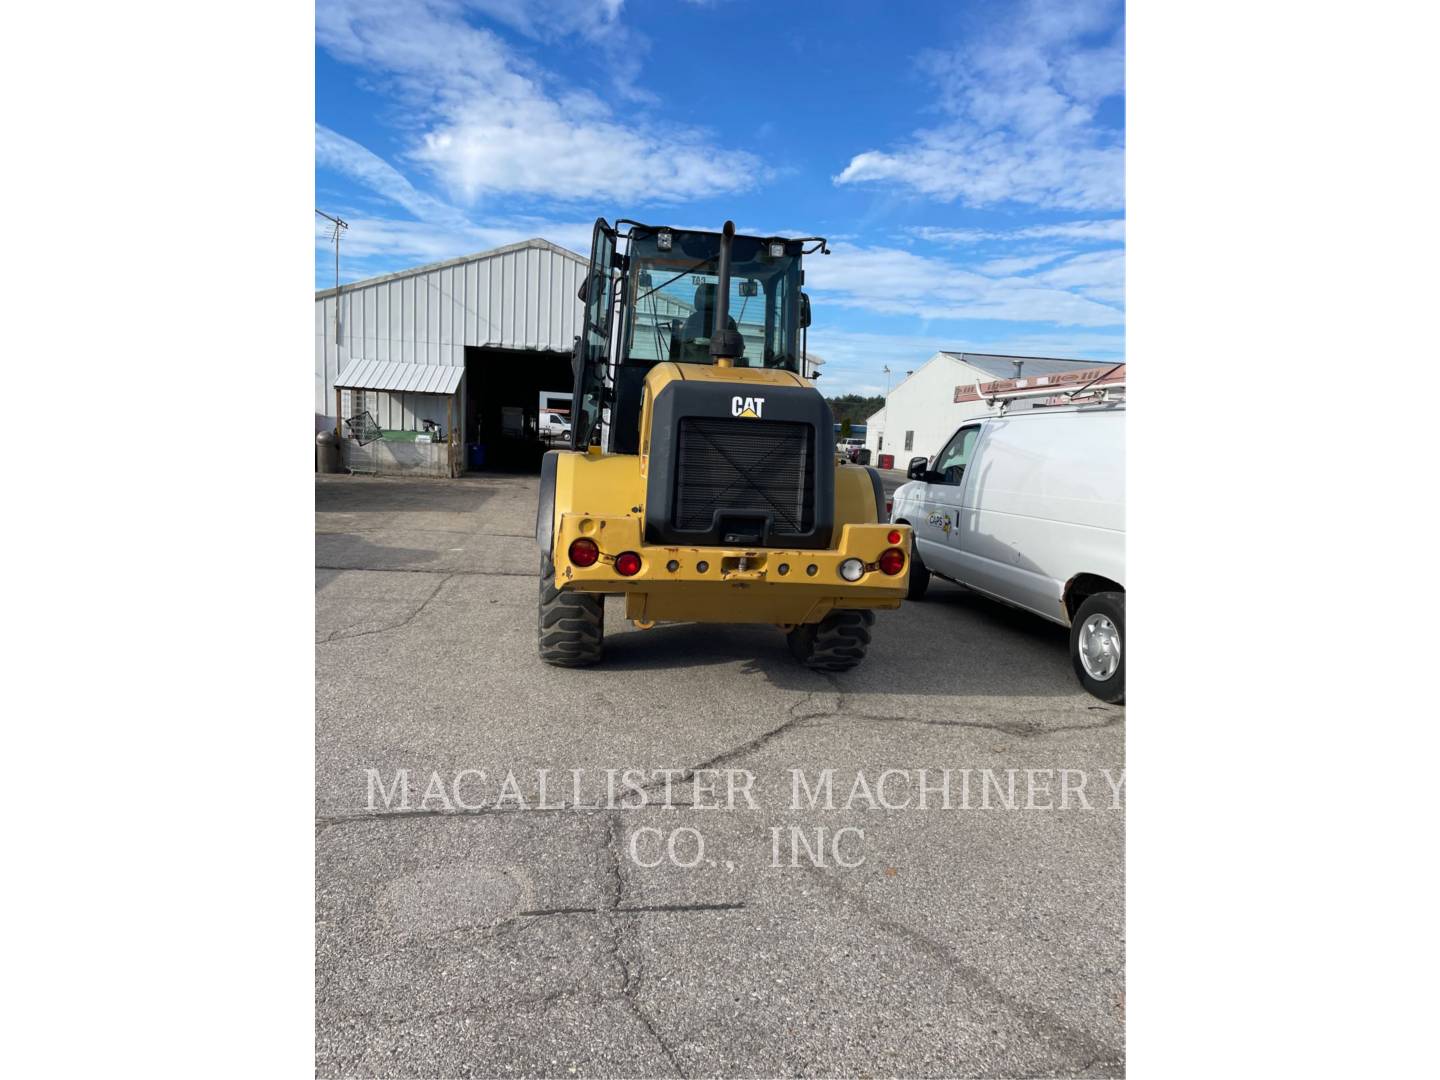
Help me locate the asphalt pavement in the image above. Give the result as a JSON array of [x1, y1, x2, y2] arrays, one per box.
[[316, 473, 1125, 1078]]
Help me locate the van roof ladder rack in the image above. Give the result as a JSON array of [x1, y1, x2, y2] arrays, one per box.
[[972, 378, 1126, 414]]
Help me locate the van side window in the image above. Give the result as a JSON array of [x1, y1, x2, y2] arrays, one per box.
[[932, 425, 980, 485]]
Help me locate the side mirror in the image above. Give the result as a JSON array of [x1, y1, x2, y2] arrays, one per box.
[[799, 293, 812, 329], [577, 274, 591, 303], [906, 456, 929, 481]]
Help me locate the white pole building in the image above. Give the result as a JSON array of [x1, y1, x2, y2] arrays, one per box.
[[864, 352, 1113, 465]]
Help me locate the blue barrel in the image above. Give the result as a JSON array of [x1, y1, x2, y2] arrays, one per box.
[[467, 443, 485, 470]]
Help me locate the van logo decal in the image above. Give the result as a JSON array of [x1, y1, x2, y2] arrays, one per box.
[[927, 510, 952, 536], [731, 395, 765, 418]]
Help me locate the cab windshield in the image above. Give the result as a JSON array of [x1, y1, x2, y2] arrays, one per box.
[[620, 228, 804, 372]]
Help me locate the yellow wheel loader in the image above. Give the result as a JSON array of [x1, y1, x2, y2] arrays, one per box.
[[536, 219, 910, 670]]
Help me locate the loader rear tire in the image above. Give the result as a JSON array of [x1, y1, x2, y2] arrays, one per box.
[[906, 534, 931, 600], [787, 609, 875, 672], [538, 551, 604, 667]]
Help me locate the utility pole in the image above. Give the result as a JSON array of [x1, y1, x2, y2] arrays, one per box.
[[880, 364, 891, 452], [316, 209, 348, 345], [317, 209, 351, 438]]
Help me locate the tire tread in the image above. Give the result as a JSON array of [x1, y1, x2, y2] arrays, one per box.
[[788, 609, 875, 672], [538, 552, 604, 667]]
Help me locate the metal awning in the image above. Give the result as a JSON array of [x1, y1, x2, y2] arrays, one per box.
[[335, 359, 464, 395]]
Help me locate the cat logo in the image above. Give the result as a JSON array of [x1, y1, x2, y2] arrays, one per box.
[[731, 395, 765, 419]]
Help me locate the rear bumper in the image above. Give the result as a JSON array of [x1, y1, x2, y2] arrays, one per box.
[[550, 513, 910, 625]]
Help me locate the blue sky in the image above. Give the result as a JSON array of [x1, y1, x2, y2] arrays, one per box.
[[316, 0, 1124, 394]]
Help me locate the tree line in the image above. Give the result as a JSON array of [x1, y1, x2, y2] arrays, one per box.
[[826, 394, 885, 438]]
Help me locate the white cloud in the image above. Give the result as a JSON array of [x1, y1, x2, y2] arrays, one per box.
[[912, 219, 1125, 246], [1027, 249, 1124, 303], [976, 251, 1071, 276], [315, 125, 465, 226], [805, 244, 1124, 328], [835, 0, 1123, 210], [314, 122, 596, 277], [316, 0, 760, 204]]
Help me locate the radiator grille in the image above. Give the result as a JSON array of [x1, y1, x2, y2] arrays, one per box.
[[674, 418, 814, 535]]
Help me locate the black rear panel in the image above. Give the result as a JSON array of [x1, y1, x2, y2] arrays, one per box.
[[644, 378, 834, 549], [674, 418, 815, 534]]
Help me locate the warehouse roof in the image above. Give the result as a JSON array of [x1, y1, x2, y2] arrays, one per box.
[[335, 359, 464, 395], [314, 237, 586, 299]]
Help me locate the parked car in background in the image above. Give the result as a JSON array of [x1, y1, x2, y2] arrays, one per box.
[[836, 436, 865, 462], [889, 400, 1125, 702]]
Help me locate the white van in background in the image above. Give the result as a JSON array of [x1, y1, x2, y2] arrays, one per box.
[[889, 398, 1125, 703]]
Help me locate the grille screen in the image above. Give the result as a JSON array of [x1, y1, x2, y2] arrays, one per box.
[[674, 417, 815, 535]]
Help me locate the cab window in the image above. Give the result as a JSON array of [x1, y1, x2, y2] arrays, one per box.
[[932, 425, 981, 485]]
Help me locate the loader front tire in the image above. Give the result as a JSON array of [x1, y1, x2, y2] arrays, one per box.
[[538, 551, 604, 667], [787, 609, 875, 672]]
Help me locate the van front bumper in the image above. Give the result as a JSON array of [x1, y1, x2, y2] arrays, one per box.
[[550, 513, 910, 625]]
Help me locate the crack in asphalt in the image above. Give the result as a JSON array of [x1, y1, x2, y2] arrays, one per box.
[[819, 710, 1126, 737], [630, 690, 839, 800], [517, 902, 746, 918], [602, 814, 689, 1079], [317, 572, 455, 644], [791, 860, 1124, 1073]]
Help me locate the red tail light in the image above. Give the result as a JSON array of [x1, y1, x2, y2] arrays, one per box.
[[878, 547, 906, 576], [568, 538, 599, 567], [887, 529, 901, 544], [615, 551, 642, 577]]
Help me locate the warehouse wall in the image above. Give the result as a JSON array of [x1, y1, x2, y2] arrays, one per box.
[[316, 239, 586, 431], [865, 353, 1122, 466], [864, 354, 974, 465]]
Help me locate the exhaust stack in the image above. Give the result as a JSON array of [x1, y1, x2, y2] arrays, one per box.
[[709, 220, 744, 364]]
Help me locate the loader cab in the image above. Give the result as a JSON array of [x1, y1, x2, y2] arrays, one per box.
[[570, 219, 824, 455]]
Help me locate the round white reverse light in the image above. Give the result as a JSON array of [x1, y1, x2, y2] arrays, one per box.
[[839, 558, 864, 582]]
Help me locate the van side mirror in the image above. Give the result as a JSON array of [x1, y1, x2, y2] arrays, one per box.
[[799, 293, 812, 329], [906, 456, 929, 481]]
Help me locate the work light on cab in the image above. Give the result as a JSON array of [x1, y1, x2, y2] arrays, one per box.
[[569, 538, 599, 567], [878, 548, 906, 576]]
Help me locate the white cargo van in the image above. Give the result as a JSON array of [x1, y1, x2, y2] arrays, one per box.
[[889, 398, 1125, 702]]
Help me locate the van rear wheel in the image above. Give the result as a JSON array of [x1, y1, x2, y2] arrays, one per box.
[[538, 551, 604, 667], [787, 609, 875, 672], [1070, 592, 1124, 704]]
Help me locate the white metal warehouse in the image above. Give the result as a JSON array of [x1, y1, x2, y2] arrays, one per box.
[[315, 237, 586, 471]]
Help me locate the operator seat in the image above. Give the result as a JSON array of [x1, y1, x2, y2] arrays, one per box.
[[671, 283, 740, 364]]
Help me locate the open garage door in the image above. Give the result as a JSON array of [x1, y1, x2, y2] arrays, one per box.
[[464, 346, 575, 473]]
